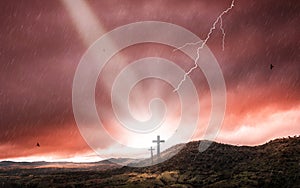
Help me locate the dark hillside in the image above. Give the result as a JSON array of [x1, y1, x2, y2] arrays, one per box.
[[0, 136, 299, 187]]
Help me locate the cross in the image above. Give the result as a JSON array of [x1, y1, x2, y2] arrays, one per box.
[[152, 135, 165, 158], [148, 146, 155, 165]]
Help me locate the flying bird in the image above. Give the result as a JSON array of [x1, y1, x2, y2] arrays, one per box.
[[36, 142, 40, 147], [270, 64, 274, 70]]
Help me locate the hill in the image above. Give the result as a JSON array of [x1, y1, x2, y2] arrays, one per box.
[[0, 136, 299, 187]]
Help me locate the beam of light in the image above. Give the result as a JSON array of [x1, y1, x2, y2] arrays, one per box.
[[62, 0, 161, 159], [61, 0, 139, 100], [62, 0, 142, 114], [173, 0, 235, 92], [61, 0, 106, 47]]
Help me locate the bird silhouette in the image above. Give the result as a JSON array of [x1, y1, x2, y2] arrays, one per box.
[[270, 64, 274, 70], [36, 142, 40, 147]]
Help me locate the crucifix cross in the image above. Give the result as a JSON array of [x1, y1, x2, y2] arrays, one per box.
[[152, 135, 165, 158], [148, 146, 155, 164]]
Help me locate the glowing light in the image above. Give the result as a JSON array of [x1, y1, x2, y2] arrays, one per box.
[[1, 153, 102, 163], [61, 0, 105, 46]]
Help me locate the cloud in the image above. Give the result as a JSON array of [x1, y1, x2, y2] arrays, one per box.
[[0, 0, 299, 160], [217, 105, 300, 145]]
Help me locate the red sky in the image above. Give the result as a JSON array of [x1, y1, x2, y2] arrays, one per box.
[[0, 0, 299, 161]]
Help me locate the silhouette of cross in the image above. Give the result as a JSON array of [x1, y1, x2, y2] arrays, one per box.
[[152, 135, 165, 158], [148, 146, 155, 164]]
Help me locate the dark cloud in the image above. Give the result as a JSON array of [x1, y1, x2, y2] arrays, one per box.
[[0, 0, 299, 160]]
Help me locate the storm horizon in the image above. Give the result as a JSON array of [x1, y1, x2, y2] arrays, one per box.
[[0, 0, 299, 162]]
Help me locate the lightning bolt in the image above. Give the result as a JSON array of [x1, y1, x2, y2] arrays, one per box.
[[220, 17, 226, 51], [173, 0, 235, 92]]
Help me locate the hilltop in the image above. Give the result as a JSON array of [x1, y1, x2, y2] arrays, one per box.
[[0, 136, 299, 187]]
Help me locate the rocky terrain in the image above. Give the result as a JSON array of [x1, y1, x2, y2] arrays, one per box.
[[0, 136, 299, 187]]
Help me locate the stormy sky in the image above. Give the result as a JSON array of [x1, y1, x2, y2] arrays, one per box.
[[0, 0, 299, 161]]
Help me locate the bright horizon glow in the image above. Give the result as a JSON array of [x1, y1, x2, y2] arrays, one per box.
[[2, 135, 299, 163], [1, 152, 103, 163]]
